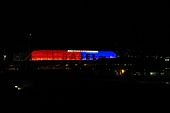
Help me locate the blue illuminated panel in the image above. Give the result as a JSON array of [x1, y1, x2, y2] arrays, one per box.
[[80, 51, 116, 60]]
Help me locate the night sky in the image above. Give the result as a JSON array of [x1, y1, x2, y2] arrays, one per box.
[[1, 1, 169, 53]]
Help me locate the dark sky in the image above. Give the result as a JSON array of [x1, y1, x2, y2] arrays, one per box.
[[1, 1, 169, 52]]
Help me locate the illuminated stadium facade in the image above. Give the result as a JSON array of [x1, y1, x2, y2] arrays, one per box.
[[31, 50, 117, 61], [6, 50, 117, 72]]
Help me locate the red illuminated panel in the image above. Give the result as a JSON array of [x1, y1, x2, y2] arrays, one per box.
[[53, 50, 67, 60], [31, 50, 81, 61], [31, 50, 53, 60], [65, 52, 81, 60]]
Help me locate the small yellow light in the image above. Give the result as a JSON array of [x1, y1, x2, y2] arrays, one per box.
[[121, 69, 125, 74]]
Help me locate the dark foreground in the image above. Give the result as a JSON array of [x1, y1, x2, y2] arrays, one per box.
[[0, 71, 170, 112]]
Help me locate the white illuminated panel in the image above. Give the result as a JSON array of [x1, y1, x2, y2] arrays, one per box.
[[67, 50, 98, 53]]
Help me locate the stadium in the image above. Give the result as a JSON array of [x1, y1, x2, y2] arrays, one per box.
[[30, 50, 117, 61], [3, 50, 119, 74]]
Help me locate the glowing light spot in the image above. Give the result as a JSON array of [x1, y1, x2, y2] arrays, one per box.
[[165, 82, 170, 85], [121, 69, 125, 74], [17, 87, 22, 90], [165, 59, 169, 61], [14, 86, 18, 88], [115, 69, 126, 76]]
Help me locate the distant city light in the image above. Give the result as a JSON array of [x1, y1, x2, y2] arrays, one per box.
[[3, 55, 7, 61], [14, 86, 18, 88], [150, 72, 154, 75], [150, 72, 157, 76], [14, 85, 22, 90], [121, 69, 125, 74], [28, 33, 32, 37], [17, 87, 22, 90], [165, 58, 169, 62], [165, 82, 170, 85], [115, 69, 126, 76]]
